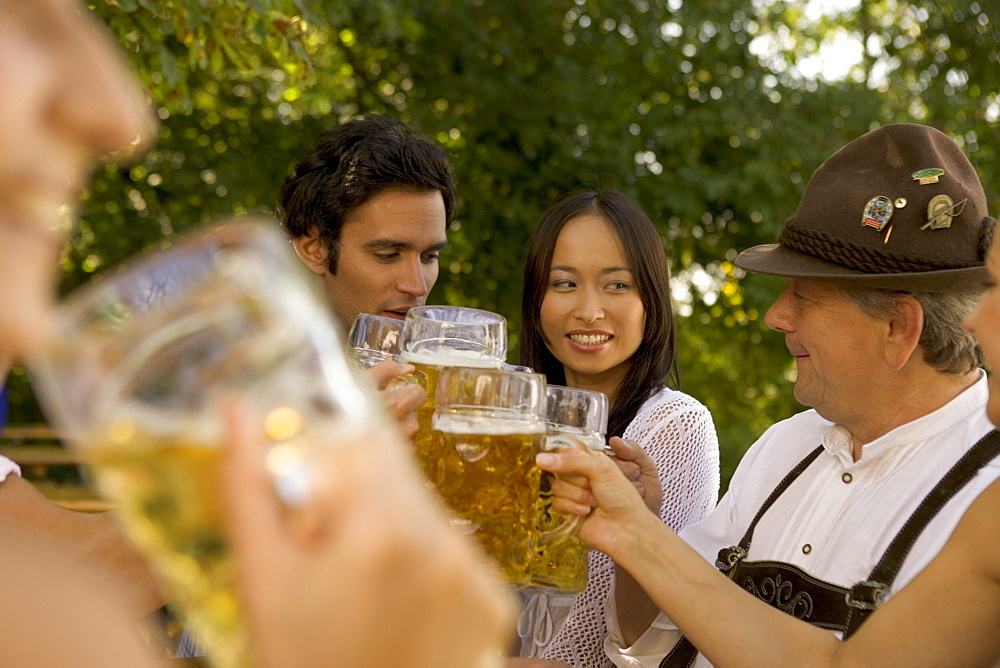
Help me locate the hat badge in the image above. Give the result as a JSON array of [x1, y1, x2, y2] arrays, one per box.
[[912, 167, 945, 185], [862, 195, 893, 231], [922, 194, 967, 231]]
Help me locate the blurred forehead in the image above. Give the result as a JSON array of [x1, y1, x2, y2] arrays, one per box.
[[4, 0, 58, 18], [3, 0, 81, 39]]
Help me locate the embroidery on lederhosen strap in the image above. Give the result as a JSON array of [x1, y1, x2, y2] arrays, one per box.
[[660, 446, 824, 668]]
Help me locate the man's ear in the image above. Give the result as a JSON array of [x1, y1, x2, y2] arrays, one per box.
[[886, 295, 924, 370], [291, 231, 329, 276]]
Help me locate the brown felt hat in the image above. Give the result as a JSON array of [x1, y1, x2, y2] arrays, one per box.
[[735, 123, 995, 292]]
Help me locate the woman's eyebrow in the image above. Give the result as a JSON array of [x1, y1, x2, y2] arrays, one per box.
[[550, 265, 631, 273]]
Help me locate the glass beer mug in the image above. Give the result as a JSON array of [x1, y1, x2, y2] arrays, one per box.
[[528, 385, 609, 593], [347, 312, 403, 370], [429, 367, 584, 586], [29, 220, 392, 668], [396, 306, 507, 474]]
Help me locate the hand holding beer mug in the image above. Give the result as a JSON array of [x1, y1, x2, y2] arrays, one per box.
[[429, 368, 585, 586], [347, 312, 403, 370], [28, 221, 393, 667], [397, 306, 507, 474], [528, 385, 609, 593]]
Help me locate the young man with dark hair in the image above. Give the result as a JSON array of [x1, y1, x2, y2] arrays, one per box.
[[279, 114, 454, 328]]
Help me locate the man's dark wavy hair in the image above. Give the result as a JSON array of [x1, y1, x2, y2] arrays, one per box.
[[278, 114, 456, 273]]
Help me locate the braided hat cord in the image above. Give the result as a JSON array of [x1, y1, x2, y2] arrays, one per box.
[[779, 221, 972, 274]]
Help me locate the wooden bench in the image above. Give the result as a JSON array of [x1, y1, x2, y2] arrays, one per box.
[[1, 423, 114, 512], [1, 423, 65, 441]]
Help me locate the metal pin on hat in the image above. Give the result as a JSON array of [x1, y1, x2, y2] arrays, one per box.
[[862, 196, 893, 230], [862, 195, 895, 243], [912, 168, 945, 185], [921, 195, 967, 231], [884, 198, 906, 244]]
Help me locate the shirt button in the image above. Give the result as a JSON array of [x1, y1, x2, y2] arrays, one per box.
[[842, 472, 853, 484], [802, 544, 812, 554]]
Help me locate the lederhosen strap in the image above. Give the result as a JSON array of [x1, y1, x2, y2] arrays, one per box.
[[661, 429, 1000, 668], [714, 446, 825, 575], [843, 428, 1000, 635], [660, 445, 824, 668]]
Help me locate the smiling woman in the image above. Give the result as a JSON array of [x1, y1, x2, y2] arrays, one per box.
[[515, 190, 720, 666], [0, 0, 167, 662], [540, 212, 646, 393]]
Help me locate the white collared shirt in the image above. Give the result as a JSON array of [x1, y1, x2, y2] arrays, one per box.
[[0, 454, 19, 483], [605, 373, 999, 667]]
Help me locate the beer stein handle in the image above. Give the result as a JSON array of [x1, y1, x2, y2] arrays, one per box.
[[384, 367, 429, 393], [536, 434, 590, 546]]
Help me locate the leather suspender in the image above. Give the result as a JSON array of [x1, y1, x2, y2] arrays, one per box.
[[661, 429, 1000, 667], [843, 429, 1000, 635], [713, 445, 825, 576], [660, 445, 825, 668]]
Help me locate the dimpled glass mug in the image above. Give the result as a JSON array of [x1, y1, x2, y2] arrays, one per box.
[[396, 306, 507, 478], [347, 312, 404, 370], [29, 220, 395, 668], [428, 367, 585, 586], [527, 385, 609, 593]]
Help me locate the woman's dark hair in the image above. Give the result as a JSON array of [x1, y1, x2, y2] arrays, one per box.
[[520, 190, 678, 438]]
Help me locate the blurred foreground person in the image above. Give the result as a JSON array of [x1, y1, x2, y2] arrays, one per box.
[[0, 0, 163, 630], [0, 0, 512, 665]]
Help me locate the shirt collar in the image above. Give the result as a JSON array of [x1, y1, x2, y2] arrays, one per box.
[[821, 371, 988, 466]]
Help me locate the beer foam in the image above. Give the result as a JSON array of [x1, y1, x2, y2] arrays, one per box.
[[433, 412, 545, 435], [400, 348, 501, 368]]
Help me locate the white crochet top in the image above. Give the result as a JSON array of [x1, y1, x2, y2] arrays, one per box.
[[516, 386, 720, 666]]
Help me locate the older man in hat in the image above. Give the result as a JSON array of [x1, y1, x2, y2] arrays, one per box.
[[535, 123, 1000, 667]]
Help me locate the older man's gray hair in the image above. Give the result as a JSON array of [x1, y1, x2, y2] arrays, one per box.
[[843, 287, 984, 375]]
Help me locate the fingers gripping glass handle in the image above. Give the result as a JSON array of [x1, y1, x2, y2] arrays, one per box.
[[537, 434, 589, 545]]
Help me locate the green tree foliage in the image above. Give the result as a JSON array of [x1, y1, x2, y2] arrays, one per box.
[[8, 0, 999, 491]]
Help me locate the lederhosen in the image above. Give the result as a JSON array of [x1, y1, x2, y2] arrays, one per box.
[[661, 429, 1000, 668]]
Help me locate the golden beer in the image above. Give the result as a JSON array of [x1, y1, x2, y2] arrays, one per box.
[[527, 430, 605, 593], [87, 426, 247, 667], [398, 349, 502, 481], [84, 406, 354, 668], [429, 413, 547, 585]]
